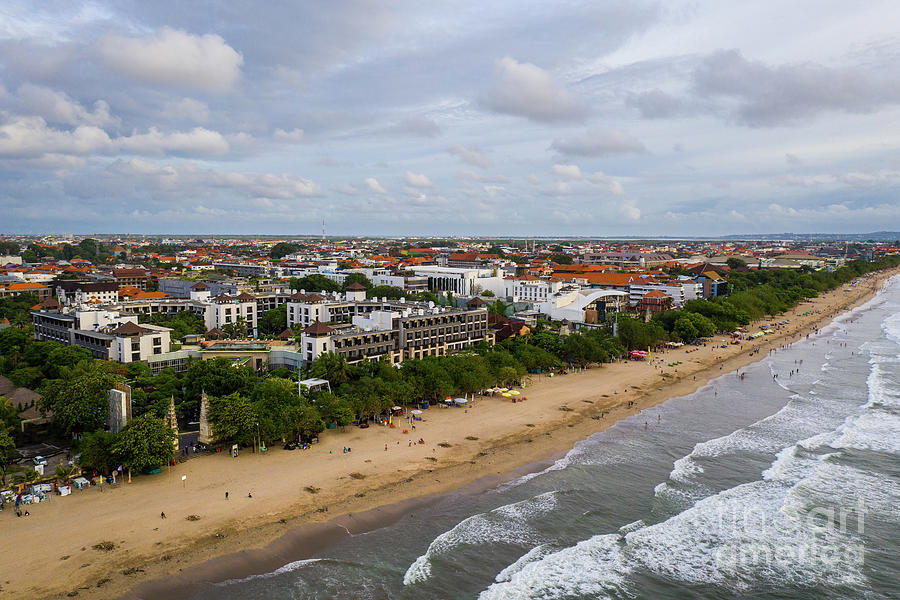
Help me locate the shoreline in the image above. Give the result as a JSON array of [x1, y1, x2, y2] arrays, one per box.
[[4, 268, 895, 600]]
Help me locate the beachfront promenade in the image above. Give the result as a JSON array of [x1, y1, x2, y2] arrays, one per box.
[[1, 271, 892, 600]]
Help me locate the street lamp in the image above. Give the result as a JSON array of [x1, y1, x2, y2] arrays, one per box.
[[256, 421, 260, 454]]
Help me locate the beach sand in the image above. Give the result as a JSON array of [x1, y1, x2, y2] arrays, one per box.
[[3, 268, 895, 600]]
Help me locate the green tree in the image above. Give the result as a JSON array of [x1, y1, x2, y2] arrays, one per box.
[[726, 257, 747, 269], [209, 393, 258, 446], [309, 352, 351, 385], [673, 316, 699, 341], [481, 290, 495, 297], [44, 345, 93, 379], [550, 253, 573, 265], [293, 274, 341, 293], [183, 358, 255, 399], [366, 285, 405, 300], [258, 305, 287, 335], [269, 242, 298, 259], [342, 272, 373, 290], [77, 430, 119, 475], [0, 396, 21, 435], [113, 415, 176, 479], [0, 428, 16, 480], [38, 365, 116, 434]]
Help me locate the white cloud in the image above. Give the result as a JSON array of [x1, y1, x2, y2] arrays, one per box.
[[618, 199, 641, 220], [98, 27, 243, 91], [117, 127, 230, 156], [550, 128, 646, 157], [330, 183, 359, 195], [404, 171, 434, 188], [481, 56, 588, 122], [273, 128, 305, 143], [12, 84, 119, 127], [447, 144, 492, 168], [0, 116, 112, 158], [364, 177, 388, 194], [586, 171, 625, 195], [552, 164, 583, 180]]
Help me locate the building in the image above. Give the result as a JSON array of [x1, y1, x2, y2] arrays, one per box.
[[56, 280, 118, 305], [298, 302, 492, 366], [537, 288, 627, 324], [113, 268, 150, 291], [410, 266, 505, 296], [503, 275, 561, 303], [31, 308, 172, 363], [0, 281, 52, 301], [578, 251, 673, 267]]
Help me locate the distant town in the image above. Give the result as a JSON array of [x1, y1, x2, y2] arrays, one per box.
[[1, 233, 898, 498]]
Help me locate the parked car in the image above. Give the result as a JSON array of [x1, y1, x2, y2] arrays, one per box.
[[33, 456, 48, 466]]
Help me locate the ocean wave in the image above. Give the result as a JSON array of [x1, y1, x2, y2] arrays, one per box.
[[214, 558, 324, 585], [478, 534, 629, 600], [403, 491, 559, 586]]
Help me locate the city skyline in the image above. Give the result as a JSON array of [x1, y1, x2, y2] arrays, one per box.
[[2, 1, 900, 236]]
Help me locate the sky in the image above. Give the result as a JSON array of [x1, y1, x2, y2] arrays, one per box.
[[1, 0, 899, 237]]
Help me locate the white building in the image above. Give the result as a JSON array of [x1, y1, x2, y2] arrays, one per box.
[[503, 276, 562, 303], [537, 288, 627, 324], [411, 266, 506, 296]]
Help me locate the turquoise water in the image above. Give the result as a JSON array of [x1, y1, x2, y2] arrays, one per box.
[[187, 276, 900, 600]]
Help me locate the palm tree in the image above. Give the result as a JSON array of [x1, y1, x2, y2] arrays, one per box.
[[55, 464, 78, 486], [310, 352, 350, 385]]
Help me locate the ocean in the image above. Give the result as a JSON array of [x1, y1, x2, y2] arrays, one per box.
[[189, 276, 900, 600]]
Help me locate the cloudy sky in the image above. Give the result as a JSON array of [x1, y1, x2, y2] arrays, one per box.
[[2, 1, 899, 236]]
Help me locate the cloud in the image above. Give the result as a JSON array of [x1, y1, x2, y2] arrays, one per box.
[[618, 199, 640, 220], [693, 49, 900, 127], [117, 127, 230, 156], [0, 116, 112, 158], [273, 128, 305, 143], [447, 144, 492, 168], [386, 116, 441, 137], [364, 177, 388, 194], [552, 164, 582, 180], [404, 171, 434, 188], [586, 171, 625, 195], [481, 57, 588, 122], [626, 88, 687, 119], [458, 170, 509, 184], [550, 128, 646, 157], [97, 27, 243, 91], [330, 183, 359, 195], [11, 84, 119, 127], [785, 153, 802, 166], [164, 97, 211, 123]]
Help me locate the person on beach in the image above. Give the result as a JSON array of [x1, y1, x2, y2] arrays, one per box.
[[225, 491, 229, 500], [161, 511, 166, 519]]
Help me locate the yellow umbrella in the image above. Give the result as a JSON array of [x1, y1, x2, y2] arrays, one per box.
[[510, 390, 521, 395], [502, 392, 512, 397]]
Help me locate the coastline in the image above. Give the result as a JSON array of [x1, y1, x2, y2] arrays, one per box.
[[4, 268, 895, 600]]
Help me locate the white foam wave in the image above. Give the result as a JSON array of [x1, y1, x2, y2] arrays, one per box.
[[403, 491, 559, 586], [493, 543, 554, 583], [832, 410, 900, 454], [215, 558, 323, 585], [479, 534, 628, 600]]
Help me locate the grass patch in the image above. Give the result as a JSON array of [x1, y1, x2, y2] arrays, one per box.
[[185, 514, 201, 521]]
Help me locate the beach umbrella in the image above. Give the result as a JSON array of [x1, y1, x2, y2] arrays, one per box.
[[391, 406, 402, 411], [411, 409, 423, 414], [510, 390, 521, 395], [502, 392, 512, 397], [454, 398, 467, 404]]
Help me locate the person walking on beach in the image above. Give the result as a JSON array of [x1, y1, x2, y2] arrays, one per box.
[[160, 511, 166, 519], [225, 491, 229, 500]]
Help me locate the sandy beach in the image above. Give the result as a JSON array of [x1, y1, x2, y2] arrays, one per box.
[[3, 268, 896, 600]]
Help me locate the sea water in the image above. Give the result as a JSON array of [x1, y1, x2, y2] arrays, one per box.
[[190, 276, 900, 600]]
